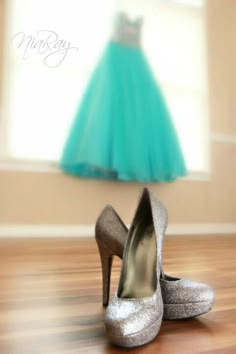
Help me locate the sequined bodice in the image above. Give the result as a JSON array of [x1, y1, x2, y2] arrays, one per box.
[[112, 12, 143, 48]]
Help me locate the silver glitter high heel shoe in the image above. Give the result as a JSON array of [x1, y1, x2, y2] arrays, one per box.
[[102, 188, 165, 347], [96, 189, 215, 320]]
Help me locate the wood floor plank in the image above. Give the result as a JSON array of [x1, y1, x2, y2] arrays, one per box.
[[0, 235, 235, 353]]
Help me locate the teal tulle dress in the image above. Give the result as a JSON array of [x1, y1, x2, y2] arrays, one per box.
[[60, 12, 187, 182]]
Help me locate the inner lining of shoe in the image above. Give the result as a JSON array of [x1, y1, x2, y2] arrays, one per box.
[[161, 273, 180, 281], [119, 209, 157, 299]]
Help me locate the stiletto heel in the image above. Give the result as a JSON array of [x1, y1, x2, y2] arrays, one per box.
[[95, 205, 127, 306], [96, 241, 113, 306]]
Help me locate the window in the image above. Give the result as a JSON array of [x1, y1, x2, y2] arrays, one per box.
[[1, 0, 209, 173]]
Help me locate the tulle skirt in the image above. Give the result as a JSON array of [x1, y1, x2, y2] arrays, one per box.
[[60, 41, 187, 182]]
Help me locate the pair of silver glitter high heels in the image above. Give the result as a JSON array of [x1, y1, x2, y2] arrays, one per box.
[[95, 188, 215, 348]]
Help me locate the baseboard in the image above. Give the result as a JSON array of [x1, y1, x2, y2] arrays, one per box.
[[0, 224, 235, 237], [211, 133, 236, 144], [166, 224, 236, 235]]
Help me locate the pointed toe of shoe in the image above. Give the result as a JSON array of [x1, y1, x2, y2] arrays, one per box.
[[105, 300, 141, 338], [161, 278, 215, 319], [104, 294, 163, 347], [192, 281, 215, 303]]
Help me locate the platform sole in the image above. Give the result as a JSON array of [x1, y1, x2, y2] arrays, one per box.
[[107, 314, 163, 348], [163, 299, 214, 320]]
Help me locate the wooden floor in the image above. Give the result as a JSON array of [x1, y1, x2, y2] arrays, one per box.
[[0, 235, 235, 354]]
